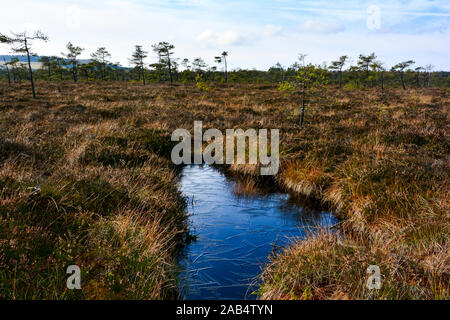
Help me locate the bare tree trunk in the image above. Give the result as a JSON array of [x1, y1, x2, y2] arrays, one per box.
[[381, 71, 384, 91], [6, 67, 11, 84], [365, 69, 369, 88], [25, 39, 36, 98], [300, 83, 306, 129], [224, 57, 228, 83], [142, 67, 146, 85], [3, 60, 11, 85], [400, 72, 406, 90], [339, 68, 342, 89], [72, 62, 78, 82], [167, 56, 173, 83]]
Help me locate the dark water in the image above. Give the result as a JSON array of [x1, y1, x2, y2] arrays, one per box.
[[178, 165, 336, 300]]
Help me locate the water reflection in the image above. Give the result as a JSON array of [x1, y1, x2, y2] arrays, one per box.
[[178, 165, 336, 300]]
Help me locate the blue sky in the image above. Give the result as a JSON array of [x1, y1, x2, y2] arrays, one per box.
[[0, 0, 449, 70]]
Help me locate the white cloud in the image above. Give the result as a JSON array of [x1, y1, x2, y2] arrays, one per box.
[[216, 31, 242, 45], [300, 19, 345, 33], [196, 29, 243, 46], [21, 23, 41, 33], [196, 29, 214, 42], [0, 0, 449, 70], [262, 24, 283, 37]]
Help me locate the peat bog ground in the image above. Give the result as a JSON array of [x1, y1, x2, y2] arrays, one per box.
[[0, 81, 448, 299]]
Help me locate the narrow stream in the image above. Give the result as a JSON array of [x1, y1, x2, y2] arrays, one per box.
[[178, 165, 336, 300]]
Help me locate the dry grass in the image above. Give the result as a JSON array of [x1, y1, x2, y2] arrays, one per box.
[[0, 81, 448, 299], [0, 82, 186, 299]]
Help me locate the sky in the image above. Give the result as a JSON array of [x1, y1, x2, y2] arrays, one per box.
[[0, 0, 449, 70]]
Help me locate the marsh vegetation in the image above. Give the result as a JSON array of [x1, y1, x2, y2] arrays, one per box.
[[0, 80, 448, 299]]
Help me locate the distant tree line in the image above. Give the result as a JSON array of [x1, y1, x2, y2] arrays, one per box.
[[1, 30, 450, 98]]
